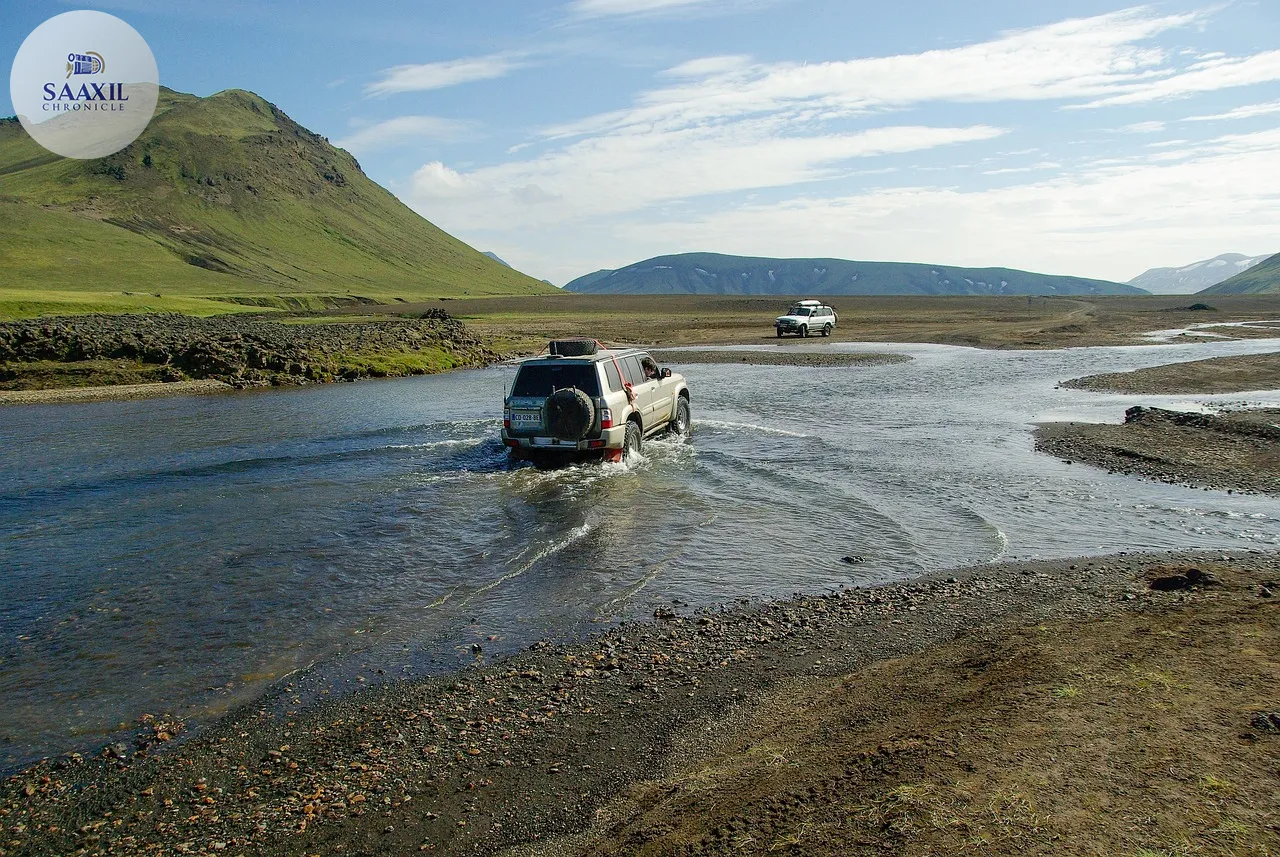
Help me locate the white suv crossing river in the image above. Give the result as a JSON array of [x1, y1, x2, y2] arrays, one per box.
[[502, 339, 691, 466]]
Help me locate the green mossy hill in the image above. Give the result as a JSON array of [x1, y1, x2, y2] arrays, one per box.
[[1200, 252, 1280, 295], [565, 252, 1146, 296], [0, 89, 553, 318], [0, 309, 497, 387]]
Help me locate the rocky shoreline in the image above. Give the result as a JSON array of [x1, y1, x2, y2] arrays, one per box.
[[1036, 405, 1280, 496], [3, 548, 1276, 856], [0, 311, 497, 390]]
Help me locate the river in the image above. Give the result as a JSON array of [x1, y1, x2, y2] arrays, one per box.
[[2, 336, 1279, 768]]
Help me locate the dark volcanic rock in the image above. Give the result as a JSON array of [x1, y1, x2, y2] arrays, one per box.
[[0, 310, 497, 387]]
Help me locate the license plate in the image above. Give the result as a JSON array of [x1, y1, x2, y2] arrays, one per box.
[[511, 411, 540, 423]]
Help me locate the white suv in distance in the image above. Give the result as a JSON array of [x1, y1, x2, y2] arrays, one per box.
[[502, 339, 691, 466], [775, 300, 838, 338]]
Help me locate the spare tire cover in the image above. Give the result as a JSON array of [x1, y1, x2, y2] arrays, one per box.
[[547, 388, 595, 440]]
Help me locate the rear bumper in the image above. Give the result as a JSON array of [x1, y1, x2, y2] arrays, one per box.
[[501, 424, 627, 451]]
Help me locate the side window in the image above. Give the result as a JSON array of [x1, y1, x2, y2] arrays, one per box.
[[602, 360, 622, 392], [621, 356, 646, 386]]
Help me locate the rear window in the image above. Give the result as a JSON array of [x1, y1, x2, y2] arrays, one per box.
[[511, 363, 601, 397]]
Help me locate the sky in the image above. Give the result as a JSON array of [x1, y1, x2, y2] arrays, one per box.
[[3, 0, 1280, 285]]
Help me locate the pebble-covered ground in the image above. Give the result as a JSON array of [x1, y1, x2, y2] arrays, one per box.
[[1062, 351, 1280, 394], [3, 548, 1275, 857], [1036, 405, 1280, 496]]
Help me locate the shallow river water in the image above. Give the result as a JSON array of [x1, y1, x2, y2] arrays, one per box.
[[2, 336, 1280, 767]]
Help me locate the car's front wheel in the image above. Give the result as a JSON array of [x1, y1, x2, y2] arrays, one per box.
[[668, 397, 690, 436], [623, 421, 642, 461], [800, 325, 808, 338]]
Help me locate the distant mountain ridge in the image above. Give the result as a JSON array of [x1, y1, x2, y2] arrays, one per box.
[[1128, 253, 1272, 294], [0, 87, 551, 317], [1200, 253, 1280, 295], [564, 253, 1146, 296]]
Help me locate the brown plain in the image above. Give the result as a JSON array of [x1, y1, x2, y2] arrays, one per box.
[[338, 293, 1280, 353]]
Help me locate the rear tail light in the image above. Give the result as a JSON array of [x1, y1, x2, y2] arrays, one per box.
[[600, 407, 613, 429], [587, 439, 606, 449], [503, 408, 511, 428]]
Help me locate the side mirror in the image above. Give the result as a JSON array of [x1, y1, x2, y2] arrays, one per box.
[[661, 367, 672, 379]]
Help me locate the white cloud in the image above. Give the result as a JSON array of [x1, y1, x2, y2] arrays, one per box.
[[566, 0, 718, 17], [411, 162, 476, 198], [1074, 50, 1280, 108], [1185, 99, 1280, 122], [542, 8, 1199, 140], [607, 129, 1280, 282], [983, 161, 1063, 175], [393, 6, 1280, 283], [1121, 121, 1166, 133], [409, 123, 1005, 225], [365, 54, 523, 96], [661, 55, 753, 77], [334, 116, 474, 153]]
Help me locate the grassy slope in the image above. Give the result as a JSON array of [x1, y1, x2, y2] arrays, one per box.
[[1201, 252, 1280, 295], [564, 251, 1146, 296], [0, 90, 553, 318]]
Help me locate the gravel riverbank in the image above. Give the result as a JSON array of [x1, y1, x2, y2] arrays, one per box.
[[1036, 405, 1280, 496], [1062, 351, 1280, 394], [0, 380, 232, 405], [1040, 350, 1280, 496], [4, 548, 1276, 856]]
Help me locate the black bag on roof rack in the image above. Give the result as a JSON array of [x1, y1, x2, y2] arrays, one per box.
[[548, 338, 599, 357]]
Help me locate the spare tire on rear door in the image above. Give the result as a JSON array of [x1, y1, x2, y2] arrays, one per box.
[[546, 388, 596, 440]]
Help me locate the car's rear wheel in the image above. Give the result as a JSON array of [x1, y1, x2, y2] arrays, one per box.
[[668, 397, 690, 436], [822, 323, 832, 337], [800, 325, 808, 338], [623, 421, 642, 461]]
